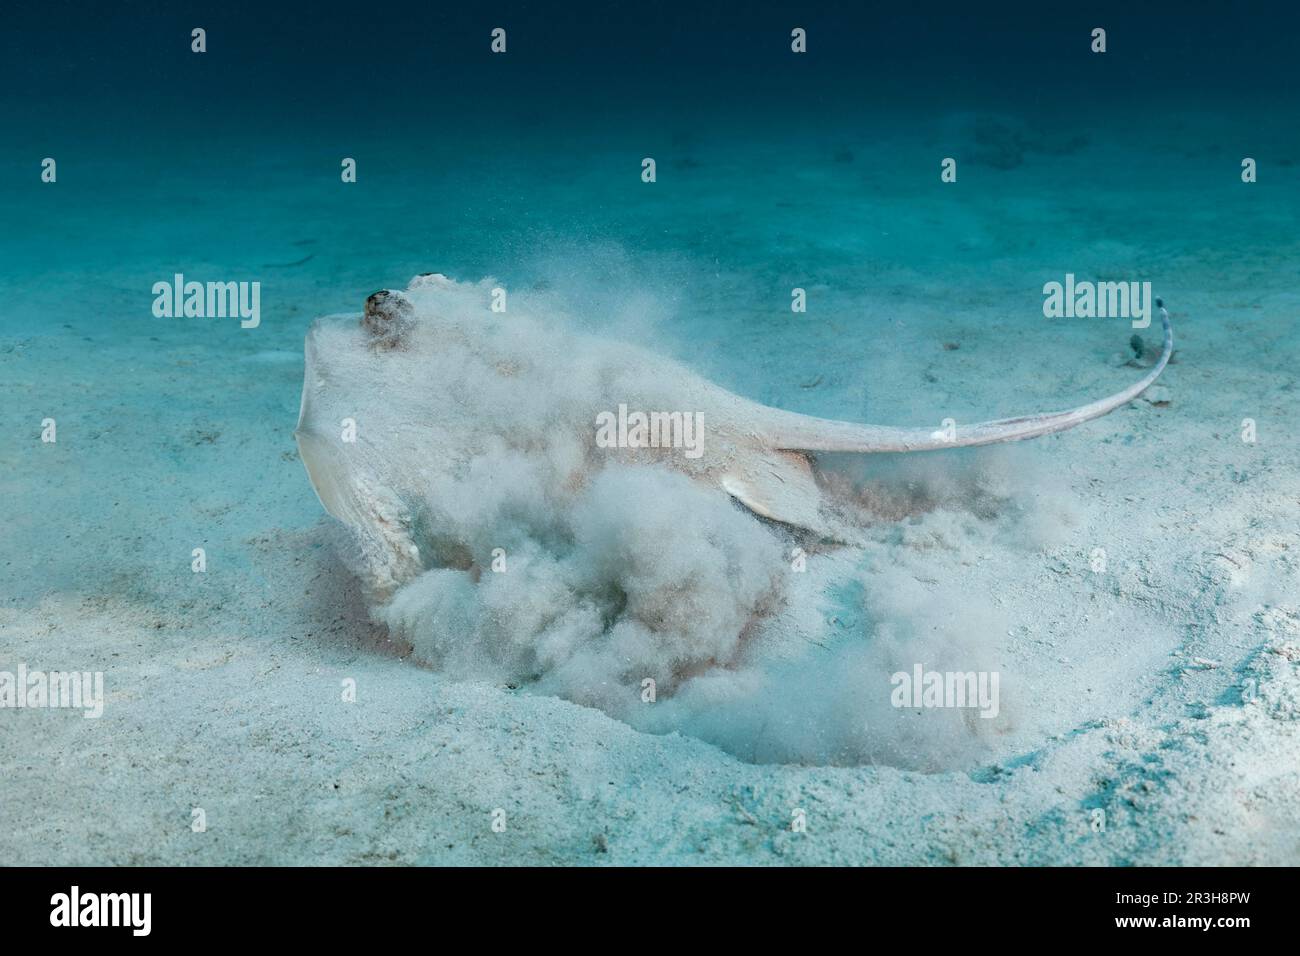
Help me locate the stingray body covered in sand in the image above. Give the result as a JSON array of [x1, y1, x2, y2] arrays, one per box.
[[294, 273, 1171, 719]]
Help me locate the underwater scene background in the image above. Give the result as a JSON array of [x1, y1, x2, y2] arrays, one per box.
[[2, 1, 1298, 864]]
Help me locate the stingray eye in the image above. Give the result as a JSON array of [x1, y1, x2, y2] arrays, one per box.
[[362, 289, 414, 349]]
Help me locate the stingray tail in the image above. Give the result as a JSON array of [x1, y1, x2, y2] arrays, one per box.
[[768, 301, 1173, 453]]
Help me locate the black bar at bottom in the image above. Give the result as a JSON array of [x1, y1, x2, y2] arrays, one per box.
[[0, 866, 1284, 941]]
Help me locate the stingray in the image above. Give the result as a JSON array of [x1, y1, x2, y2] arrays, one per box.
[[294, 273, 1172, 599]]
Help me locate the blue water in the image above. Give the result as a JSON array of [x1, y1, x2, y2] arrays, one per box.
[[5, 2, 1297, 333]]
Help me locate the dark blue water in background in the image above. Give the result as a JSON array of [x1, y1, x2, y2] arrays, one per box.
[[5, 1, 1297, 284], [6, 1, 1298, 130]]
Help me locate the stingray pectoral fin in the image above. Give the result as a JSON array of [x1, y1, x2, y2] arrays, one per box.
[[721, 450, 836, 537], [296, 429, 367, 527], [769, 304, 1173, 453], [295, 429, 424, 600]]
